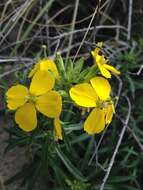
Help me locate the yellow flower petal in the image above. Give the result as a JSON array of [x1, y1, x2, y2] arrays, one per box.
[[29, 59, 59, 79], [96, 54, 106, 64], [28, 63, 40, 78], [104, 102, 115, 124], [98, 63, 111, 78], [69, 83, 98, 107], [15, 103, 37, 132], [84, 108, 105, 134], [96, 55, 111, 78], [103, 63, 120, 75], [30, 70, 55, 96], [91, 42, 103, 57], [40, 59, 59, 79], [36, 91, 62, 118], [6, 85, 29, 110], [54, 117, 63, 140], [90, 77, 111, 101]]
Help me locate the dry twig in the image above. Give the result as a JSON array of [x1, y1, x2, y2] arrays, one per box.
[[127, 0, 133, 40], [99, 96, 131, 190], [66, 0, 79, 62]]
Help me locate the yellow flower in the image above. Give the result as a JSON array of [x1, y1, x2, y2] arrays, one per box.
[[29, 59, 59, 79], [54, 117, 63, 140], [6, 70, 62, 140], [91, 42, 120, 78], [69, 76, 115, 135], [92, 42, 103, 56]]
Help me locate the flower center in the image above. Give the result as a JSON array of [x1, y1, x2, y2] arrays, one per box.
[[26, 94, 37, 103], [96, 100, 110, 109]]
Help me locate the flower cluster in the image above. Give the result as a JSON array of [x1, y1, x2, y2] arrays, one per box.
[[69, 42, 120, 134], [6, 42, 120, 139], [70, 76, 114, 134], [6, 59, 62, 140]]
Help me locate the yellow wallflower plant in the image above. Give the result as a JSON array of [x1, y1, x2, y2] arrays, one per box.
[[29, 58, 60, 79], [69, 76, 115, 135], [4, 44, 122, 188], [91, 42, 120, 78], [6, 70, 62, 140]]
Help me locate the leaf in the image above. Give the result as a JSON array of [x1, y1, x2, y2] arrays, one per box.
[[4, 136, 30, 154], [74, 58, 84, 73], [66, 59, 74, 76], [126, 74, 135, 98], [55, 147, 87, 182], [55, 53, 66, 78], [109, 175, 135, 183], [4, 126, 27, 137]]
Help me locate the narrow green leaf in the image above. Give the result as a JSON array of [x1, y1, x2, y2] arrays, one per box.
[[55, 147, 87, 182]]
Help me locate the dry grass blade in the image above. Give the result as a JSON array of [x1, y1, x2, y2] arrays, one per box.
[[66, 0, 79, 63]]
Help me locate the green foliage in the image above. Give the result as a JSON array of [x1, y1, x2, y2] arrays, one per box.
[[66, 179, 91, 190], [2, 40, 143, 190]]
